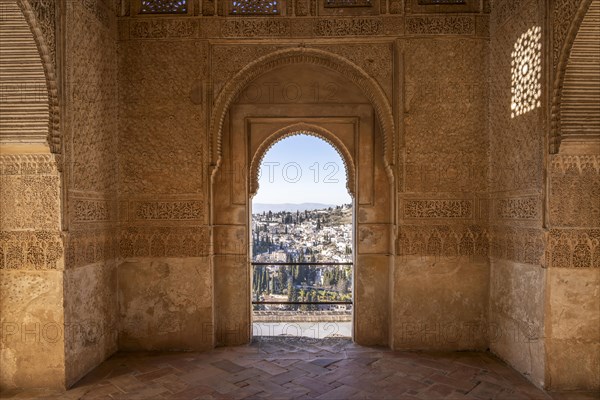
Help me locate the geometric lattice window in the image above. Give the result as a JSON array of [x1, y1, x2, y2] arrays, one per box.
[[511, 26, 542, 118], [140, 0, 188, 13], [230, 0, 280, 14]]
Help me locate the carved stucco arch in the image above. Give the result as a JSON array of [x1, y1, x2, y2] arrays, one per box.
[[16, 0, 60, 154], [210, 47, 395, 174], [249, 123, 356, 199], [550, 0, 593, 153]]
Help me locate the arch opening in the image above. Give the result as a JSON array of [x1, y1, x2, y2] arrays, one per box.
[[250, 133, 354, 339]]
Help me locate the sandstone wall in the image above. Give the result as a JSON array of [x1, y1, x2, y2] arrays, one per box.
[[0, 0, 64, 390], [0, 152, 65, 389], [117, 38, 212, 350], [488, 0, 547, 387], [393, 36, 490, 350], [62, 0, 120, 387], [545, 151, 599, 390]]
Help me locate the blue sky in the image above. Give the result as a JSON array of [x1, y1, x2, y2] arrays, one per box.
[[252, 134, 352, 205]]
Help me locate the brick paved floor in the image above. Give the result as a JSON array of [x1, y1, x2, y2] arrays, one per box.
[[1, 338, 598, 400]]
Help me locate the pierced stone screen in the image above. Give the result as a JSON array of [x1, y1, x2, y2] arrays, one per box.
[[140, 0, 188, 13], [511, 26, 542, 118], [230, 0, 281, 14]]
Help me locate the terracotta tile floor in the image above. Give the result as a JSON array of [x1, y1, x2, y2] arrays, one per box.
[[1, 338, 598, 400]]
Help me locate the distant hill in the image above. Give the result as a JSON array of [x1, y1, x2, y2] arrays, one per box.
[[252, 203, 337, 214]]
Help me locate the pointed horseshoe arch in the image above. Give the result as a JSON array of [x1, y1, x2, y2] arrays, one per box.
[[249, 123, 356, 199], [550, 0, 594, 153], [17, 0, 60, 154], [209, 47, 396, 173]]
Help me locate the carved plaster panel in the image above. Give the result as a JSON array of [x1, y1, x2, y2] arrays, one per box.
[[547, 228, 600, 268], [0, 231, 64, 270], [0, 155, 60, 231], [549, 155, 600, 227], [397, 224, 489, 257], [119, 227, 210, 258]]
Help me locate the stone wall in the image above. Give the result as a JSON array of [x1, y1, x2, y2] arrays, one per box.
[[393, 36, 490, 350], [113, 0, 492, 351], [488, 0, 547, 387], [0, 152, 65, 389], [545, 153, 600, 389], [117, 37, 212, 351], [62, 0, 120, 387], [0, 0, 64, 390]]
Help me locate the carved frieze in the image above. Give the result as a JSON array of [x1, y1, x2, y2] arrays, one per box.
[[221, 18, 290, 37], [121, 14, 489, 39], [65, 230, 117, 269], [0, 231, 63, 270], [494, 196, 540, 220], [0, 154, 58, 176], [397, 225, 489, 257], [489, 226, 545, 265], [405, 15, 474, 35], [550, 155, 600, 227], [130, 18, 197, 38], [0, 155, 60, 231], [547, 228, 600, 268], [119, 227, 210, 258], [73, 199, 111, 222], [403, 200, 472, 219], [315, 18, 382, 36], [133, 200, 205, 220]]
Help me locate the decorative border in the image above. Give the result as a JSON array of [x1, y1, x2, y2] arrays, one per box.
[[403, 199, 473, 219], [405, 15, 474, 35], [121, 15, 485, 39], [547, 228, 600, 268], [0, 231, 64, 270], [119, 227, 210, 258], [489, 226, 545, 265], [133, 200, 205, 220], [550, 154, 600, 173], [65, 229, 117, 269], [72, 199, 111, 222], [0, 154, 59, 175], [397, 225, 489, 257], [494, 196, 540, 220]]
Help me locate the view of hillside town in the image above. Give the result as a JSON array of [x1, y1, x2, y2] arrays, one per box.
[[251, 204, 353, 312]]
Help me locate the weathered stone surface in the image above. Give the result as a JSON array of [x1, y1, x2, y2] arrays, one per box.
[[0, 270, 65, 390], [118, 258, 212, 351], [546, 339, 600, 390], [545, 267, 600, 390], [489, 259, 546, 387], [64, 262, 118, 387], [393, 256, 489, 351]]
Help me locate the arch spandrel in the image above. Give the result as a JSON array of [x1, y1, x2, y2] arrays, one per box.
[[210, 47, 395, 174]]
